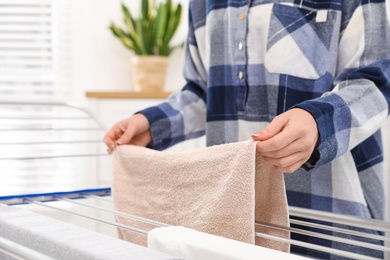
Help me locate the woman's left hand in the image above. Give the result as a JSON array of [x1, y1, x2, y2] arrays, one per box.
[[252, 108, 319, 173]]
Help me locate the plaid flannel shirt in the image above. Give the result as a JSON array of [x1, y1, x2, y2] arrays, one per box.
[[140, 1, 390, 257]]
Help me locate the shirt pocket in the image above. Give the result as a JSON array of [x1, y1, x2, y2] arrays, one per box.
[[264, 3, 340, 80]]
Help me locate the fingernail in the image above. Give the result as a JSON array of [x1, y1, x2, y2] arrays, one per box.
[[251, 134, 260, 139], [116, 140, 122, 145]]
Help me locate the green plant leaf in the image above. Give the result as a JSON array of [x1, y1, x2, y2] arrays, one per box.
[[135, 19, 148, 55], [119, 37, 135, 51], [110, 0, 183, 56], [145, 17, 156, 54], [154, 4, 168, 55], [161, 3, 182, 55], [166, 0, 172, 14], [125, 31, 144, 54], [108, 23, 121, 38], [112, 24, 142, 53], [151, 6, 160, 53], [121, 4, 136, 35], [141, 0, 149, 20], [165, 0, 172, 37]]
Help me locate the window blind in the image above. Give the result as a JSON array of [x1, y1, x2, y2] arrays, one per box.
[[0, 0, 71, 100]]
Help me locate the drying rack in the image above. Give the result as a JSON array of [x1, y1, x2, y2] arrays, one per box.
[[0, 101, 389, 260]]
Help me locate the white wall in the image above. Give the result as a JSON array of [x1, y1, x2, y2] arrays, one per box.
[[69, 0, 188, 105]]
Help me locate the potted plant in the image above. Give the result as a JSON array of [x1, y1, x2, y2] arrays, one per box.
[[109, 0, 182, 93]]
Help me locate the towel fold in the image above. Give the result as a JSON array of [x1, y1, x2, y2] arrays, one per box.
[[148, 226, 306, 260], [112, 140, 289, 252]]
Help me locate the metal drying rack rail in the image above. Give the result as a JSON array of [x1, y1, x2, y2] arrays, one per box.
[[0, 101, 389, 260]]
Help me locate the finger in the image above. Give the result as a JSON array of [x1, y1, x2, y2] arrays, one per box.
[[274, 158, 308, 173], [117, 126, 136, 145], [256, 129, 298, 153], [260, 136, 317, 159], [263, 152, 307, 173], [104, 140, 116, 155], [259, 139, 303, 159], [263, 152, 302, 168], [252, 116, 286, 141], [103, 131, 118, 151], [104, 124, 125, 147]]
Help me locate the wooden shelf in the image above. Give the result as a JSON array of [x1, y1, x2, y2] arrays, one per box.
[[85, 91, 172, 99]]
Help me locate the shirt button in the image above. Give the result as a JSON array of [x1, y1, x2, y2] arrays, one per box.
[[239, 13, 245, 20], [238, 42, 243, 50], [238, 71, 244, 79]]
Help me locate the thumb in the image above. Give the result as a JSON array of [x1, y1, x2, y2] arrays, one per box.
[[252, 117, 285, 141]]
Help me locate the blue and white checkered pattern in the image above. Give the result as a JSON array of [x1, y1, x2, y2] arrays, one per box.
[[140, 1, 390, 257]]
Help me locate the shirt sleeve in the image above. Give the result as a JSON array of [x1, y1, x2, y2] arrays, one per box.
[[295, 0, 390, 169], [139, 4, 208, 150]]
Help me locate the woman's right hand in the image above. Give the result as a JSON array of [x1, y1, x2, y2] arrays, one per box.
[[103, 113, 151, 154]]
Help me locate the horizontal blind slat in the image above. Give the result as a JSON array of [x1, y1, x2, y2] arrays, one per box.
[[0, 0, 52, 4], [0, 86, 54, 89], [0, 16, 52, 23], [0, 7, 51, 14], [0, 33, 51, 40], [0, 50, 53, 57], [0, 69, 54, 74], [0, 43, 53, 49], [0, 25, 52, 31], [0, 76, 55, 82], [0, 60, 53, 66]]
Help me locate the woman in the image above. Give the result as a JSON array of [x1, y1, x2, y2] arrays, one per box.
[[105, 1, 390, 258]]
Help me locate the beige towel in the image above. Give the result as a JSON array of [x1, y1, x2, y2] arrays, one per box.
[[112, 140, 289, 252]]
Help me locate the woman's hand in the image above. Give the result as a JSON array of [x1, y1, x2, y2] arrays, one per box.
[[252, 108, 318, 173], [103, 113, 151, 154]]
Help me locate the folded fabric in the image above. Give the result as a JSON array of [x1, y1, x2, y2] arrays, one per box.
[[0, 206, 180, 260], [148, 226, 306, 260], [112, 140, 289, 252]]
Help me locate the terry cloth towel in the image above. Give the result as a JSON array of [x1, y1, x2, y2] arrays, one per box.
[[112, 140, 289, 252]]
